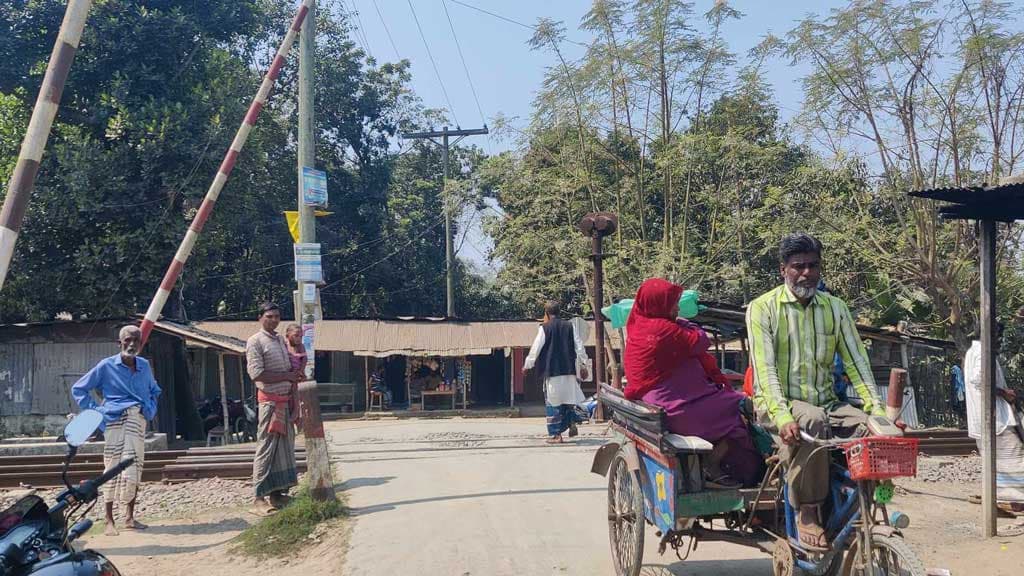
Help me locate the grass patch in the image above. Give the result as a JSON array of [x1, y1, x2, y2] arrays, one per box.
[[232, 487, 348, 559]]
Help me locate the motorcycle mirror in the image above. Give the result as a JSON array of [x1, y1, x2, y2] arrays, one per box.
[[64, 410, 103, 447]]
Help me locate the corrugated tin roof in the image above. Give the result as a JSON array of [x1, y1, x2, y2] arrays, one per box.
[[151, 319, 246, 355], [196, 319, 621, 357]]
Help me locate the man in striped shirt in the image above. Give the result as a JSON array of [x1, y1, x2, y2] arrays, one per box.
[[746, 233, 885, 549]]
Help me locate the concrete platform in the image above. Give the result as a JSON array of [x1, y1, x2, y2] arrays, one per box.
[[0, 433, 168, 456]]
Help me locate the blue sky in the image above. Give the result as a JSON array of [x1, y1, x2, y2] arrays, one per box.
[[345, 0, 852, 153], [341, 0, 852, 269]]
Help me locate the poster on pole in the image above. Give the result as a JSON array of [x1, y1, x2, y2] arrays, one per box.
[[302, 166, 328, 207], [301, 323, 315, 379], [302, 282, 316, 303], [294, 243, 323, 283]]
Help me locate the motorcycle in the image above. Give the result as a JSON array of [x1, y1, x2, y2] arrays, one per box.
[[195, 396, 247, 435], [0, 409, 133, 575], [234, 396, 258, 444]]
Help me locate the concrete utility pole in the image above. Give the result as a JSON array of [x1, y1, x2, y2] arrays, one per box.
[[979, 218, 997, 537], [401, 126, 488, 318], [295, 0, 336, 503], [0, 0, 93, 292]]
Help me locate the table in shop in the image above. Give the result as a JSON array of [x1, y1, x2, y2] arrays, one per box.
[[421, 389, 456, 410]]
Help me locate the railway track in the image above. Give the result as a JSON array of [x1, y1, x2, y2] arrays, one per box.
[[0, 445, 307, 489], [1, 429, 972, 489], [906, 428, 976, 456]]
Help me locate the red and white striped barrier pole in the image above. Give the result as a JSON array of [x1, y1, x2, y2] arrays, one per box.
[[139, 0, 313, 345], [0, 0, 94, 291]]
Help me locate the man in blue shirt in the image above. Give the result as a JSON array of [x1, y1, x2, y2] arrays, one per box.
[[72, 325, 161, 535]]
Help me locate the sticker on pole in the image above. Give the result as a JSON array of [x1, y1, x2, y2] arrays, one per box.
[[302, 167, 328, 207], [301, 323, 315, 379], [294, 243, 323, 283], [302, 282, 316, 303]]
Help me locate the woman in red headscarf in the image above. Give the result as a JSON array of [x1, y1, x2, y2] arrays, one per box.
[[624, 278, 763, 488]]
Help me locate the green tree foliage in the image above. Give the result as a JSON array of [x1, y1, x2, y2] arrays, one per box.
[[0, 0, 501, 322], [485, 0, 1024, 355], [783, 0, 1024, 350]]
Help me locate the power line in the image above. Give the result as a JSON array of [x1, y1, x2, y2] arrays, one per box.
[[345, 0, 375, 61], [406, 0, 460, 127], [339, 0, 373, 60], [318, 214, 448, 293], [440, 0, 486, 126], [446, 0, 589, 47], [370, 0, 402, 61], [446, 0, 534, 31], [193, 211, 448, 283]]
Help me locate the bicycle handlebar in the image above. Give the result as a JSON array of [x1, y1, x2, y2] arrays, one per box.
[[798, 431, 851, 447]]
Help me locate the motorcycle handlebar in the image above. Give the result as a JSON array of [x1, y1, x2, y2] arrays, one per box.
[[62, 457, 135, 505], [93, 457, 135, 489]]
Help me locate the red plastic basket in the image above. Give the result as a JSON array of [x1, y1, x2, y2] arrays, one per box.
[[842, 437, 919, 481]]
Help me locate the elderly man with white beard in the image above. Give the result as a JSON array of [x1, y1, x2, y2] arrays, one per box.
[[746, 233, 886, 550], [72, 325, 161, 535]]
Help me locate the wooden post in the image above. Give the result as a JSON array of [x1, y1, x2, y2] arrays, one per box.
[[740, 336, 749, 373], [239, 356, 250, 406], [509, 351, 515, 409], [980, 218, 998, 538], [218, 353, 229, 446], [298, 380, 336, 501]]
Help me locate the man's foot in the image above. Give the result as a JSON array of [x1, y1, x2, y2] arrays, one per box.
[[122, 518, 148, 530], [269, 493, 292, 509], [797, 504, 829, 551], [568, 422, 579, 437], [545, 435, 564, 444], [250, 497, 276, 516], [104, 522, 119, 536]]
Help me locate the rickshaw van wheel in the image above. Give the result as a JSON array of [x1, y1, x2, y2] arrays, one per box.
[[772, 541, 796, 576], [608, 451, 645, 576], [840, 534, 926, 576]]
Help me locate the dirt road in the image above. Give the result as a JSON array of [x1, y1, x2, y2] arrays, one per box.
[[64, 418, 1023, 575], [331, 418, 768, 575]]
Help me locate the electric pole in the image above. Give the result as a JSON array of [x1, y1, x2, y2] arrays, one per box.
[[402, 125, 488, 318], [295, 0, 336, 502]]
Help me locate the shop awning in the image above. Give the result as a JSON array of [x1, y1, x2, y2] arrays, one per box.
[[196, 318, 622, 357]]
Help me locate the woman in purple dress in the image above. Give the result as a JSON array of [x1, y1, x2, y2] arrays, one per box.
[[624, 278, 764, 487]]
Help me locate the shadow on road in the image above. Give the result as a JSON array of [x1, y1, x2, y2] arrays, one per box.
[[139, 517, 250, 536], [92, 538, 235, 557], [640, 558, 771, 575], [351, 487, 604, 516], [340, 476, 396, 490]]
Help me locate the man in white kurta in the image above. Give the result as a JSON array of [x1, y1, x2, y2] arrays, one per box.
[[524, 301, 589, 443], [964, 332, 1024, 508]]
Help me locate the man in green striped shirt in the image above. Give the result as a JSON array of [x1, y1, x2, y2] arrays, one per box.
[[746, 233, 885, 549]]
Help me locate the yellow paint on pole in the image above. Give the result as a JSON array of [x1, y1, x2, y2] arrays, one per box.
[[284, 210, 332, 242]]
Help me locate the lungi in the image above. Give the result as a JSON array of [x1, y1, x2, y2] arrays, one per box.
[[996, 427, 1024, 503], [252, 400, 298, 498], [545, 403, 582, 437], [103, 405, 146, 505], [544, 374, 585, 437]]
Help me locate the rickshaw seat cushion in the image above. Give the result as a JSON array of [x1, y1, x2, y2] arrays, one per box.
[[664, 433, 713, 453]]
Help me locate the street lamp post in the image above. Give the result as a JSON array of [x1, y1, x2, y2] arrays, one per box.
[[579, 212, 618, 421]]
